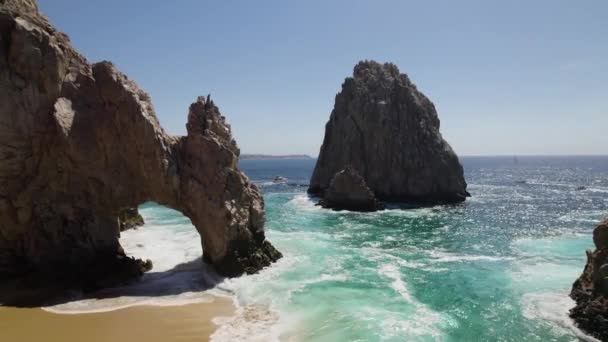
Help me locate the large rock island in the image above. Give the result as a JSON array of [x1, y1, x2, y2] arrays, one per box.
[[309, 61, 469, 209], [0, 0, 280, 303], [570, 219, 608, 341]]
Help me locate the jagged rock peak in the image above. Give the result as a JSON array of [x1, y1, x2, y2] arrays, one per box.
[[1, 0, 38, 13], [353, 60, 410, 85], [0, 0, 280, 304], [570, 219, 608, 341], [186, 94, 237, 153], [309, 60, 469, 206]]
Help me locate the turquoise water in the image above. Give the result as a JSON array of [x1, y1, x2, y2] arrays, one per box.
[[223, 156, 606, 341], [48, 156, 608, 341]]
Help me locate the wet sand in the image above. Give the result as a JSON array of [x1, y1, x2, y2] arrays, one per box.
[[0, 296, 234, 342]]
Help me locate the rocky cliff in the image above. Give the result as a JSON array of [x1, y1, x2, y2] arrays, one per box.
[[0, 0, 280, 303], [309, 61, 469, 206], [570, 220, 608, 341]]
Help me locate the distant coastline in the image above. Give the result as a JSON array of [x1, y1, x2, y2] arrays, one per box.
[[240, 154, 313, 160]]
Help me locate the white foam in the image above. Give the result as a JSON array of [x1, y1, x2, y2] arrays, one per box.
[[120, 224, 201, 272], [586, 187, 608, 194], [509, 234, 599, 341], [211, 303, 282, 342], [381, 207, 438, 218], [513, 191, 534, 200], [287, 194, 326, 213], [209, 252, 314, 341], [44, 291, 220, 314], [378, 263, 413, 303], [293, 273, 350, 291], [373, 263, 455, 339], [286, 194, 442, 219], [43, 254, 231, 314], [359, 246, 446, 274], [525, 181, 573, 188], [521, 292, 599, 342], [558, 214, 602, 223], [375, 311, 448, 340], [427, 250, 513, 263], [44, 205, 228, 314]]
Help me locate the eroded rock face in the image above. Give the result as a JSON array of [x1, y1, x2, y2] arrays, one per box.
[[320, 167, 383, 212], [309, 60, 469, 205], [118, 208, 144, 231], [0, 0, 280, 302], [570, 220, 608, 341]]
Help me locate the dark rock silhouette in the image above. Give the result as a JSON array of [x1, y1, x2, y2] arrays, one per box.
[[319, 167, 383, 212], [570, 219, 608, 341], [118, 208, 144, 231], [309, 60, 469, 208], [0, 0, 280, 304]]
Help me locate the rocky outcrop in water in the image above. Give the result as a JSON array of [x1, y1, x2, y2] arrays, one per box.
[[0, 0, 280, 303], [118, 208, 144, 231], [309, 61, 469, 207], [319, 167, 383, 211], [570, 220, 608, 341]]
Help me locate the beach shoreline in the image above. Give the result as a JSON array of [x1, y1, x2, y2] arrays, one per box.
[[0, 296, 234, 342]]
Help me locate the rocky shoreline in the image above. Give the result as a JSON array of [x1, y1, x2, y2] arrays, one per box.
[[570, 219, 608, 341]]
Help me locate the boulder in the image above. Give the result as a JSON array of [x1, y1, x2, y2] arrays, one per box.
[[319, 167, 383, 212], [570, 219, 608, 341], [0, 0, 280, 304], [309, 60, 469, 205]]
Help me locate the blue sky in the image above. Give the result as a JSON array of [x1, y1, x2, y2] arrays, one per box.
[[39, 0, 607, 156]]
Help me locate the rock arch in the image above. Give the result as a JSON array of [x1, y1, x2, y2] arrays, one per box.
[[0, 0, 280, 298]]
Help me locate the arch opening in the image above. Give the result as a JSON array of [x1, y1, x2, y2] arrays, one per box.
[[80, 202, 225, 309]]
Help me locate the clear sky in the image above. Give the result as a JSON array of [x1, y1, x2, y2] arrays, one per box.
[[38, 0, 607, 156]]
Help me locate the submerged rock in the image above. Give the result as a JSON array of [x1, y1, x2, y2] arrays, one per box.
[[118, 208, 144, 231], [309, 60, 469, 207], [570, 220, 608, 341], [319, 167, 383, 212], [0, 0, 280, 304]]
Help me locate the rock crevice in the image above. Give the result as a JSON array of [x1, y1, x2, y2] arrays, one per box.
[[0, 0, 280, 303]]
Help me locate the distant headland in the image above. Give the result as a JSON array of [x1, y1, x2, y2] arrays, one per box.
[[240, 154, 313, 160]]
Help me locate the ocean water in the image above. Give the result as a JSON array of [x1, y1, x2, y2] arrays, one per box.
[[47, 156, 608, 341]]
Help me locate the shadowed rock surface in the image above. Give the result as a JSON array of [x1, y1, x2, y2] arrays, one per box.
[[0, 0, 280, 304], [319, 167, 383, 212], [309, 61, 469, 206], [118, 208, 144, 231], [570, 219, 608, 341]]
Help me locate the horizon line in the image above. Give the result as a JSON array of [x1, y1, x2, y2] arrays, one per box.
[[241, 153, 608, 158]]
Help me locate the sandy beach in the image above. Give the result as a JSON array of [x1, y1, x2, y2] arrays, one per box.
[[0, 297, 234, 342]]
